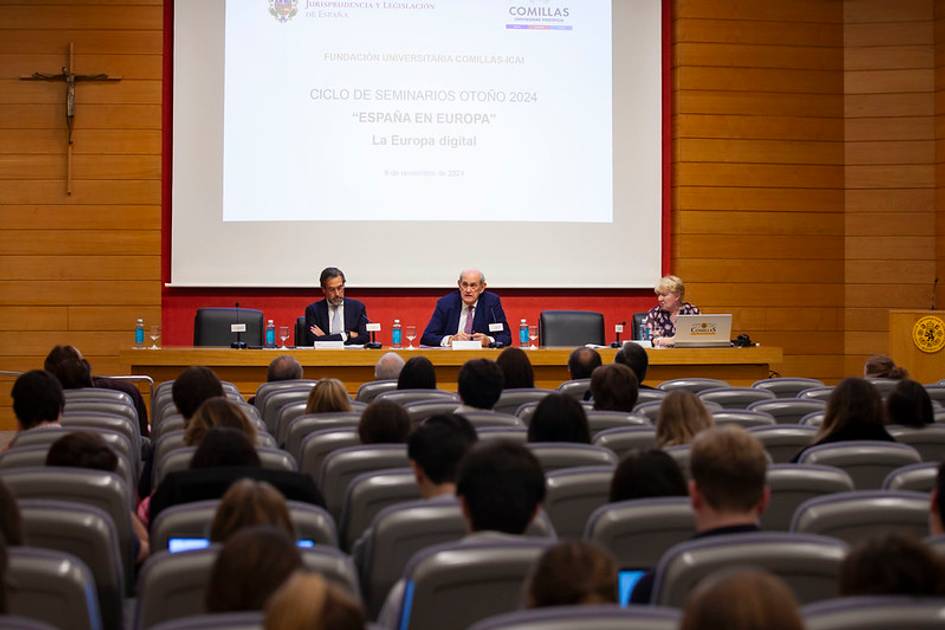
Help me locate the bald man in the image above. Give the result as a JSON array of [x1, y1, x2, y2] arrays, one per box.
[[420, 269, 512, 347]]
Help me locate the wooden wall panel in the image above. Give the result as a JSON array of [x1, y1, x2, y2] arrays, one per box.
[[937, 2, 945, 313]]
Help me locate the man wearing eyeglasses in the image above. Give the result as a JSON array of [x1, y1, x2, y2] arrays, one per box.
[[420, 269, 512, 348], [303, 267, 370, 346]]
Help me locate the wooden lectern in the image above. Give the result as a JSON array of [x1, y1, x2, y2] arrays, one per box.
[[889, 310, 945, 384]]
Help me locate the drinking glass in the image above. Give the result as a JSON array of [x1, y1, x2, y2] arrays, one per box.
[[405, 325, 417, 350], [149, 325, 161, 350], [528, 325, 538, 350], [279, 325, 290, 349]]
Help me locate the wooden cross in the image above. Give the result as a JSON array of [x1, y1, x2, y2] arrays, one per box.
[[19, 43, 122, 195]]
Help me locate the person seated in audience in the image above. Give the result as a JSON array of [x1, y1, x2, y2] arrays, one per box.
[[525, 541, 617, 608], [680, 569, 803, 630], [374, 351, 405, 381], [864, 354, 908, 380], [642, 275, 700, 348], [456, 358, 505, 412], [172, 366, 225, 421], [0, 480, 23, 546], [791, 377, 895, 463], [265, 570, 365, 630], [396, 356, 437, 390], [567, 347, 602, 381], [839, 533, 945, 596], [656, 390, 714, 448], [358, 400, 410, 444], [206, 525, 302, 613], [184, 396, 258, 447], [614, 342, 655, 389], [45, 431, 150, 561], [630, 426, 769, 604], [590, 363, 639, 413], [609, 449, 688, 503], [527, 393, 591, 444], [305, 378, 352, 414], [930, 461, 945, 536], [886, 379, 935, 427], [10, 369, 63, 436], [497, 347, 535, 389], [209, 478, 295, 543], [45, 355, 93, 389], [248, 356, 305, 405]]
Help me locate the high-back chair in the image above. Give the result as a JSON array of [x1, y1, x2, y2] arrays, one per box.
[[6, 547, 102, 630], [544, 466, 614, 540], [583, 497, 694, 569], [752, 377, 824, 398], [763, 464, 854, 531], [790, 490, 930, 546], [797, 441, 922, 489]]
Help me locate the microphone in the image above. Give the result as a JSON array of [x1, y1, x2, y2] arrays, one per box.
[[230, 301, 247, 349], [610, 321, 627, 348], [488, 307, 504, 349]]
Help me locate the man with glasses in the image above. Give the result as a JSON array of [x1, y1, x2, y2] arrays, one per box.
[[303, 267, 370, 346], [420, 269, 511, 347]]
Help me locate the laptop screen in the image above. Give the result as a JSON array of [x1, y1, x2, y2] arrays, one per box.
[[168, 537, 315, 553], [618, 569, 647, 606]]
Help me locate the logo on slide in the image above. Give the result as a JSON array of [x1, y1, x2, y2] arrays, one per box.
[[269, 0, 298, 23]]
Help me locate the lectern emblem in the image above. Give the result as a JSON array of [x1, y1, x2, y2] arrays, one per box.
[[912, 316, 945, 354], [269, 0, 298, 23]]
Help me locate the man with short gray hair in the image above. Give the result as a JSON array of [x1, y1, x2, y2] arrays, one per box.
[[374, 351, 405, 380], [420, 268, 511, 347], [267, 355, 303, 382]]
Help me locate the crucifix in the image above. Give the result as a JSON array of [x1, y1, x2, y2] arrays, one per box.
[[19, 43, 122, 195]]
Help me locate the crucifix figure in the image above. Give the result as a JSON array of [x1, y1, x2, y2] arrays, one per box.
[[19, 43, 122, 195]]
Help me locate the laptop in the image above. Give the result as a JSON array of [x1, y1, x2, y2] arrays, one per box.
[[672, 314, 733, 348]]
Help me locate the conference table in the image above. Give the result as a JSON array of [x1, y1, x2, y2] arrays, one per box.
[[119, 345, 783, 399]]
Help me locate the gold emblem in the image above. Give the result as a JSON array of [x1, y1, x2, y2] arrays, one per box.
[[912, 316, 945, 354]]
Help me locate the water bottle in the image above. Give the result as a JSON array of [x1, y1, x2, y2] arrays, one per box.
[[265, 319, 275, 348], [392, 319, 402, 349], [642, 323, 652, 343], [519, 319, 529, 348], [134, 318, 145, 349]]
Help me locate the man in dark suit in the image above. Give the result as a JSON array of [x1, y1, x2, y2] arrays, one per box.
[[420, 269, 512, 347], [303, 267, 370, 346]]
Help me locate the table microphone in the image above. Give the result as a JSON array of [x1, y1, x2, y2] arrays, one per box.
[[231, 301, 247, 349]]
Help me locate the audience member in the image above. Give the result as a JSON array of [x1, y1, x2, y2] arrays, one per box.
[[206, 525, 302, 613], [567, 347, 602, 381], [886, 379, 935, 427], [0, 480, 23, 546], [190, 426, 261, 469], [525, 541, 617, 608], [839, 533, 945, 597], [210, 479, 295, 543], [265, 571, 365, 630], [184, 396, 258, 447], [590, 363, 639, 413], [864, 354, 908, 380], [609, 449, 688, 503], [614, 342, 653, 389], [527, 393, 591, 444], [45, 355, 93, 389], [456, 359, 504, 411], [268, 355, 304, 382], [408, 414, 478, 499], [931, 461, 945, 536], [680, 569, 804, 630], [791, 377, 895, 462], [11, 369, 63, 433], [656, 390, 714, 448], [172, 366, 224, 421], [358, 400, 410, 444], [397, 356, 437, 390], [374, 352, 405, 381], [305, 378, 351, 414], [497, 347, 535, 389]]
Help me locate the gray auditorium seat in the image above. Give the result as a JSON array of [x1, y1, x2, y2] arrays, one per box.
[[865, 378, 899, 398], [803, 595, 945, 630], [476, 426, 528, 443], [63, 400, 138, 432], [6, 547, 102, 630], [544, 466, 614, 540], [155, 445, 296, 485], [284, 412, 361, 458], [698, 386, 776, 409], [455, 410, 525, 429], [748, 424, 817, 463], [468, 605, 682, 630], [319, 445, 409, 518], [584, 411, 649, 437], [629, 401, 662, 423], [883, 462, 939, 492], [635, 389, 668, 405], [592, 426, 658, 461], [658, 378, 728, 394], [298, 428, 361, 484], [752, 377, 824, 398], [886, 424, 945, 462], [712, 409, 776, 429], [193, 307, 263, 347], [493, 389, 555, 415], [790, 490, 929, 545], [11, 425, 136, 477], [748, 398, 827, 424], [375, 389, 459, 406], [526, 443, 617, 472], [405, 400, 463, 424], [339, 468, 420, 550], [800, 411, 826, 427], [0, 615, 57, 630], [798, 386, 835, 402], [0, 442, 135, 502], [763, 464, 854, 531], [514, 401, 540, 425], [150, 612, 263, 630], [538, 310, 605, 347], [263, 388, 315, 434], [797, 441, 922, 489], [253, 379, 318, 412], [356, 379, 398, 403], [583, 497, 694, 569], [557, 379, 591, 400]]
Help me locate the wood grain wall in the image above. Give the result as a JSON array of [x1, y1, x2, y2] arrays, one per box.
[[938, 0, 945, 311]]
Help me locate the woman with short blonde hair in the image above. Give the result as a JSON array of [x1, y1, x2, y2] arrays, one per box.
[[656, 390, 714, 448], [185, 396, 257, 447], [643, 274, 701, 347], [305, 378, 351, 414]]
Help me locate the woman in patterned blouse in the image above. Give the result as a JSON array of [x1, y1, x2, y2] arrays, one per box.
[[642, 275, 700, 347]]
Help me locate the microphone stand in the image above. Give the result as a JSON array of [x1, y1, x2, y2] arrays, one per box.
[[610, 321, 626, 348], [231, 301, 247, 349], [361, 310, 382, 349]]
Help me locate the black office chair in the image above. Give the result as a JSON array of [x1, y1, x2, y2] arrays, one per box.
[[193, 307, 263, 347], [538, 311, 605, 347], [631, 312, 647, 340], [295, 316, 306, 347]]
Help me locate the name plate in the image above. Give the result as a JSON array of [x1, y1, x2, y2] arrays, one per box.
[[230, 323, 247, 333], [365, 322, 381, 332], [488, 322, 504, 332], [614, 324, 625, 333], [313, 341, 345, 350], [451, 340, 482, 350]]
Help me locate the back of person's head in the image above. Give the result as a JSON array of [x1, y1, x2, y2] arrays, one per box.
[[690, 426, 767, 514], [680, 569, 804, 630], [0, 480, 23, 546], [609, 449, 688, 502], [408, 414, 478, 485], [455, 441, 546, 534], [656, 390, 714, 448], [206, 525, 302, 612], [865, 354, 908, 380], [568, 347, 602, 380], [590, 363, 639, 413], [457, 359, 504, 410], [11, 369, 64, 430], [190, 427, 261, 469], [358, 400, 410, 444], [886, 379, 935, 427], [374, 351, 405, 381], [840, 533, 945, 596], [210, 479, 295, 543], [172, 366, 224, 420], [45, 431, 118, 472], [265, 570, 366, 630], [614, 342, 648, 384], [267, 355, 303, 382], [527, 393, 591, 444], [305, 378, 351, 414], [497, 347, 535, 389], [397, 356, 437, 390], [526, 541, 617, 608], [819, 377, 885, 440], [43, 344, 82, 372], [185, 396, 257, 447], [45, 356, 93, 390]]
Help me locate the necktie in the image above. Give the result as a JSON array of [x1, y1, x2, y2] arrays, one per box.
[[331, 305, 342, 335], [464, 306, 474, 334]]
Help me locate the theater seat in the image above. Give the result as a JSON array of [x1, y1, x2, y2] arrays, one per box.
[[797, 441, 921, 489], [526, 443, 617, 472], [295, 315, 306, 347], [339, 468, 420, 551], [763, 464, 854, 531], [544, 466, 613, 540], [284, 412, 361, 460], [803, 595, 945, 630], [538, 311, 605, 347], [193, 307, 263, 347], [790, 490, 929, 546], [883, 462, 939, 492], [752, 377, 824, 398], [6, 547, 102, 630], [318, 445, 409, 518], [469, 605, 681, 630], [298, 429, 361, 483], [584, 497, 694, 569], [592, 426, 658, 461], [149, 612, 263, 630], [356, 379, 398, 403], [0, 616, 57, 630]]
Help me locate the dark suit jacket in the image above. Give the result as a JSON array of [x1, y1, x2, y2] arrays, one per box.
[[420, 291, 512, 347], [303, 297, 369, 346]]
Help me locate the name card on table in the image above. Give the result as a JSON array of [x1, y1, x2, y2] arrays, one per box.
[[313, 341, 345, 350], [488, 323, 504, 332], [230, 323, 247, 333], [366, 323, 381, 332], [451, 340, 482, 350]]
